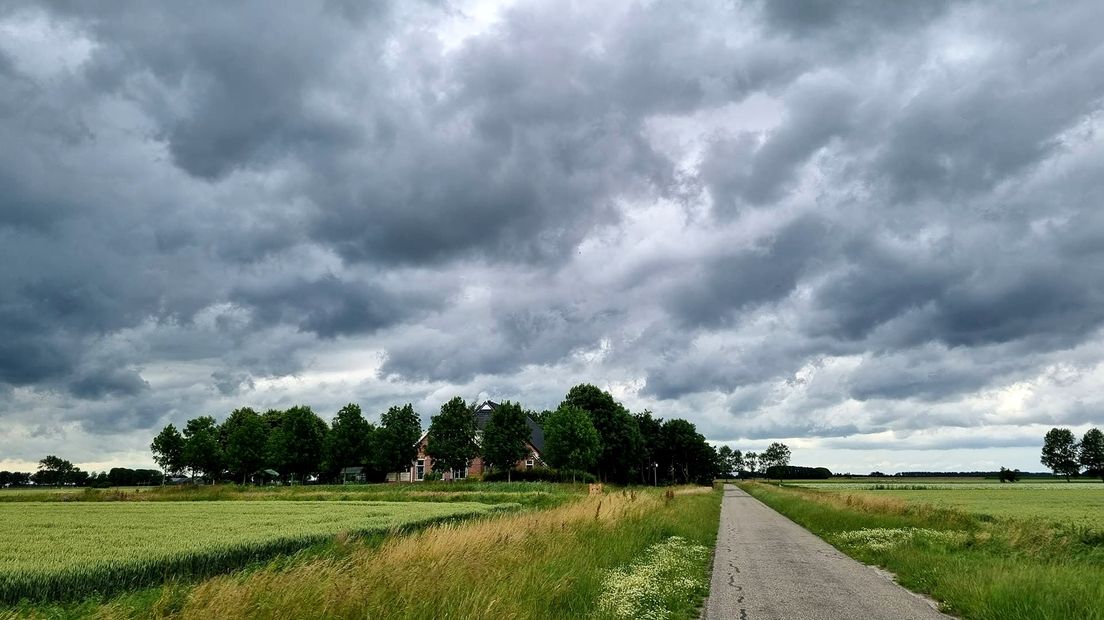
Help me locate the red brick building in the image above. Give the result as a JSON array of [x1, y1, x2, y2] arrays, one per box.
[[400, 400, 545, 482]]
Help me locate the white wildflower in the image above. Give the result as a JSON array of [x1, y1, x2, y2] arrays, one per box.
[[832, 528, 970, 551], [596, 536, 711, 620]]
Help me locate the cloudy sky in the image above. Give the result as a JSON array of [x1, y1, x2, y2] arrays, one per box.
[[2, 0, 1103, 474]]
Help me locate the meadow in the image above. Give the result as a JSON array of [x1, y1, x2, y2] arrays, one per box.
[[0, 500, 502, 604], [790, 480, 1104, 525], [741, 480, 1104, 620]]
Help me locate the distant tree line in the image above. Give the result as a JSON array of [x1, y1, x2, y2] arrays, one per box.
[[1041, 427, 1104, 481], [144, 383, 727, 485], [149, 403, 422, 484], [833, 471, 1056, 479], [714, 442, 794, 478], [0, 457, 161, 488]]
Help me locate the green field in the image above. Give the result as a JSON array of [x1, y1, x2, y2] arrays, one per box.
[[0, 500, 501, 603], [790, 480, 1104, 526]]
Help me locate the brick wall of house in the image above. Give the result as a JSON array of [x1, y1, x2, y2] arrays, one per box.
[[404, 436, 543, 481]]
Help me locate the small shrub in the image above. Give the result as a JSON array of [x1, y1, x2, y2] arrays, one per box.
[[482, 467, 596, 484]]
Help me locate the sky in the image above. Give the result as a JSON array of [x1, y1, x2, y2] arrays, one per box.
[[2, 0, 1104, 475]]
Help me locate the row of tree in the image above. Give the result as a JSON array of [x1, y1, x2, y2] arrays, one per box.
[[545, 385, 723, 484], [1040, 427, 1104, 480], [150, 404, 422, 483], [0, 456, 162, 488], [147, 384, 728, 485], [423, 389, 725, 485], [714, 443, 792, 477]]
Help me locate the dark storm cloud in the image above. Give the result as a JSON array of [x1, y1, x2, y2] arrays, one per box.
[[702, 76, 857, 212], [666, 214, 831, 327], [233, 274, 438, 339], [381, 303, 620, 383], [43, 0, 392, 180], [2, 0, 1104, 470]]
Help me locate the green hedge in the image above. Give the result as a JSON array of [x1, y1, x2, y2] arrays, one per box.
[[483, 467, 597, 484], [764, 465, 833, 479]]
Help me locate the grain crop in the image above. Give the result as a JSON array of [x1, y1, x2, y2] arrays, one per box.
[[0, 500, 500, 603]]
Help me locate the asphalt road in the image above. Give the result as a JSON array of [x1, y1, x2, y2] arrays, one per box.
[[703, 485, 952, 620]]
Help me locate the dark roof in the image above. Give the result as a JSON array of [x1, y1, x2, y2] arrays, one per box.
[[473, 400, 545, 454]]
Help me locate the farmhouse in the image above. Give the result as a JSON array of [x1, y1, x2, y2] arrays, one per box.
[[401, 400, 545, 482]]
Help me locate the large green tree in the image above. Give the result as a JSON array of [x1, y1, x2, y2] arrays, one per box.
[[543, 404, 601, 482], [482, 401, 532, 482], [266, 406, 328, 483], [221, 408, 268, 484], [717, 445, 734, 477], [761, 442, 792, 480], [322, 403, 373, 481], [377, 403, 423, 476], [1041, 427, 1080, 480], [1079, 428, 1104, 481], [744, 451, 759, 475], [635, 410, 663, 484], [182, 416, 224, 482], [561, 384, 642, 483], [426, 397, 479, 477], [659, 419, 719, 484], [150, 424, 185, 481], [34, 455, 74, 487]]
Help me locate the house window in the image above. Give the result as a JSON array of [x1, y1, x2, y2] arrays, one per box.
[[526, 459, 534, 470], [416, 459, 425, 481], [452, 466, 466, 480]]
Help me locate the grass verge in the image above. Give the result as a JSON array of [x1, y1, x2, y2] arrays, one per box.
[[25, 486, 721, 620], [740, 482, 1104, 620]]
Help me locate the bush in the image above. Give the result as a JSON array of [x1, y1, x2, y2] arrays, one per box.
[[483, 467, 597, 484], [765, 465, 833, 480]]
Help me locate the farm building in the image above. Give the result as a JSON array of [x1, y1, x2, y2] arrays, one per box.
[[400, 400, 545, 482]]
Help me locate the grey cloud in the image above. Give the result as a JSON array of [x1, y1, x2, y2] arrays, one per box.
[[702, 75, 857, 212], [234, 274, 434, 339], [68, 366, 150, 400], [3, 0, 1104, 474], [667, 214, 831, 328], [210, 370, 255, 397], [381, 303, 619, 383], [819, 433, 1041, 452]]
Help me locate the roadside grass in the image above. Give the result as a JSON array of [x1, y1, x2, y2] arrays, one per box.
[[42, 486, 721, 620], [740, 482, 1104, 620]]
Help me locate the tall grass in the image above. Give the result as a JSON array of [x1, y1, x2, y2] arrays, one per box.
[[741, 482, 1104, 620], [71, 487, 721, 620]]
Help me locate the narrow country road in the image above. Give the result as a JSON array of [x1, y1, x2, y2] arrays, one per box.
[[703, 485, 952, 620]]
